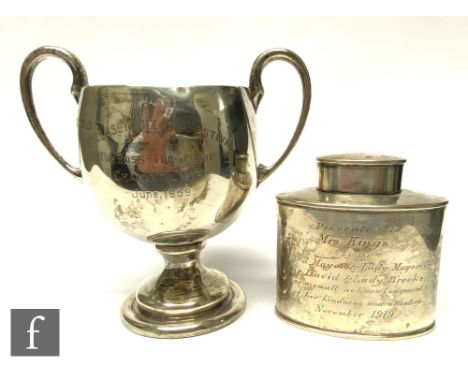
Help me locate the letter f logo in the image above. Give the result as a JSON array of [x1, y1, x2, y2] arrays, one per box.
[[26, 315, 45, 350]]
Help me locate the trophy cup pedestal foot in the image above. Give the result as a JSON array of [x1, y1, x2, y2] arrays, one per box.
[[121, 280, 244, 339], [120, 241, 246, 339]]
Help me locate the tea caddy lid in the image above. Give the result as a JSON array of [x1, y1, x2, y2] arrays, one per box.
[[317, 153, 406, 195], [276, 153, 447, 210]]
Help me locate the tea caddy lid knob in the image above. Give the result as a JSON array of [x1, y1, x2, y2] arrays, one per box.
[[317, 153, 406, 195]]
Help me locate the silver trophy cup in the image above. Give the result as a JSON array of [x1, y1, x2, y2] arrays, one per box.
[[21, 46, 311, 338]]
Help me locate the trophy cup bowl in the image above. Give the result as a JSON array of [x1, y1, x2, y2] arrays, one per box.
[[21, 46, 311, 338]]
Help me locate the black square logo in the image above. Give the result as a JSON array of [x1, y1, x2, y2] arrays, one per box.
[[11, 309, 60, 356]]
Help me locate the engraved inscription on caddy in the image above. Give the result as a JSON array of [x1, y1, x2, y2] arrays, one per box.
[[284, 224, 430, 318], [276, 153, 447, 340]]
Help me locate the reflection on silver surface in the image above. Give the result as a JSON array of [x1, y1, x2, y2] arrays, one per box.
[[79, 86, 255, 243]]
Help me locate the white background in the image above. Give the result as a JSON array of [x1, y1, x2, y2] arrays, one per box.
[[1, 17, 467, 381]]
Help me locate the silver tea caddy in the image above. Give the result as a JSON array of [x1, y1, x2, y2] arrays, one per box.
[[276, 153, 448, 340]]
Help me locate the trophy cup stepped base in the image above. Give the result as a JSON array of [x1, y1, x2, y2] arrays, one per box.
[[121, 280, 245, 339]]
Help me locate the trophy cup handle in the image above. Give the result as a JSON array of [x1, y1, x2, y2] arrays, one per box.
[[249, 48, 311, 186], [20, 46, 89, 178]]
